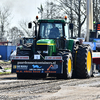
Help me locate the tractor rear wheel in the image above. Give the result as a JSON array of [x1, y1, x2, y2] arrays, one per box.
[[76, 45, 92, 78]]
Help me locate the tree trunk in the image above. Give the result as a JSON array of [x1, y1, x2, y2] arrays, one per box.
[[78, 0, 81, 37], [70, 0, 73, 38]]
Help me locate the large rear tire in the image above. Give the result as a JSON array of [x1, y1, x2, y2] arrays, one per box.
[[76, 45, 92, 78]]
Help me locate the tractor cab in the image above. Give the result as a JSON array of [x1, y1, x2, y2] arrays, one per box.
[[34, 19, 71, 56], [20, 37, 34, 45], [17, 37, 34, 57], [39, 22, 63, 39], [38, 19, 70, 40]]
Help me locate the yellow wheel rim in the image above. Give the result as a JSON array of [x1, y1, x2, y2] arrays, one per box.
[[68, 59, 71, 74], [87, 51, 91, 73]]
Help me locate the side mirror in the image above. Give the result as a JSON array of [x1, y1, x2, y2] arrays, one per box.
[[69, 23, 73, 30], [28, 22, 32, 28]]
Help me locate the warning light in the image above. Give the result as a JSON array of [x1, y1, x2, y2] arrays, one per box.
[[36, 16, 38, 19], [65, 16, 67, 20], [97, 24, 100, 31]]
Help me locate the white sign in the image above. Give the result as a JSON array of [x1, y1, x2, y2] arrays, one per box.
[[12, 56, 29, 60], [34, 54, 40, 59], [45, 56, 62, 60], [17, 65, 28, 70]]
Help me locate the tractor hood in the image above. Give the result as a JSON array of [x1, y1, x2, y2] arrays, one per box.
[[36, 39, 56, 56], [37, 39, 56, 45]]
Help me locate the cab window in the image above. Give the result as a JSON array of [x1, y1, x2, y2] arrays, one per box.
[[39, 23, 63, 39]]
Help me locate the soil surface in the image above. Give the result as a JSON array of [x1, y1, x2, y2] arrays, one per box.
[[0, 62, 100, 100], [0, 73, 100, 100]]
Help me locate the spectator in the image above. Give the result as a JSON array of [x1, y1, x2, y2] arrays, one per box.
[[10, 49, 13, 54]]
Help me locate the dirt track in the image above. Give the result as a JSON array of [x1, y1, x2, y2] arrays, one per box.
[[0, 62, 100, 100], [0, 73, 100, 100]]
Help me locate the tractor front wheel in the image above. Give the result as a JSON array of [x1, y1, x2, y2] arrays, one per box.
[[63, 53, 73, 79], [57, 51, 73, 79]]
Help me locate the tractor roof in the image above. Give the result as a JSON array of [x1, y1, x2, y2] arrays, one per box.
[[38, 19, 66, 23]]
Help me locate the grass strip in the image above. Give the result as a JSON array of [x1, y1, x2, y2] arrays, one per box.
[[0, 68, 11, 75], [0, 72, 11, 75], [4, 68, 11, 70]]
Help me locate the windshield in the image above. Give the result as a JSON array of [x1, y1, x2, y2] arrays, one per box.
[[39, 23, 63, 39], [24, 38, 33, 44]]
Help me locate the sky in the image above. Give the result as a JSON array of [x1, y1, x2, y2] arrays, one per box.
[[0, 0, 46, 28]]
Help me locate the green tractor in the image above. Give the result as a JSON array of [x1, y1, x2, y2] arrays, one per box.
[[12, 16, 92, 79], [17, 37, 34, 57]]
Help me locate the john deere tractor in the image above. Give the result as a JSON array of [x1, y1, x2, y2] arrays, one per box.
[[11, 16, 92, 79], [17, 37, 34, 57]]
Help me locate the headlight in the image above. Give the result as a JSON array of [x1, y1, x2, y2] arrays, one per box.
[[0, 55, 2, 58], [43, 51, 48, 53], [37, 51, 41, 53]]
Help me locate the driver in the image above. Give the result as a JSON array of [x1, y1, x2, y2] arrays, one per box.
[[49, 24, 60, 38]]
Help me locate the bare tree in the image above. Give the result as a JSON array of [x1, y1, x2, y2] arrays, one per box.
[[9, 27, 24, 45], [41, 0, 87, 37], [37, 4, 43, 19], [43, 1, 64, 19], [57, 0, 87, 37], [0, 7, 12, 41], [19, 20, 33, 37]]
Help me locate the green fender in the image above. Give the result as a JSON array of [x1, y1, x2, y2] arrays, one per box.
[[66, 39, 74, 52]]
